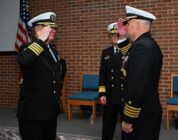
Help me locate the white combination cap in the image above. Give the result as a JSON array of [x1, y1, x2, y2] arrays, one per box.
[[124, 5, 156, 24], [28, 12, 57, 28], [107, 22, 118, 34]]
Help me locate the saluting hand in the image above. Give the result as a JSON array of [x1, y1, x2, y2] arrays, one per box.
[[37, 26, 52, 42], [117, 18, 127, 39]]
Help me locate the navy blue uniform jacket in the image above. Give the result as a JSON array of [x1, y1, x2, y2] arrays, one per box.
[[99, 39, 131, 104], [17, 39, 61, 120], [123, 32, 163, 132]]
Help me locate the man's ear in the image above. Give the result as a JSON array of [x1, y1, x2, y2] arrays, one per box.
[[135, 20, 141, 32]]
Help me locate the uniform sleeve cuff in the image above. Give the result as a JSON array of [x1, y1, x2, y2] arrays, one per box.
[[35, 39, 48, 50], [123, 115, 135, 124], [99, 92, 106, 98]]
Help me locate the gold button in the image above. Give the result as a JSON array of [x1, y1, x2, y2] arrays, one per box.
[[128, 101, 132, 104], [111, 77, 114, 80], [53, 81, 56, 84], [112, 84, 114, 87], [121, 98, 124, 101], [121, 84, 123, 87], [54, 90, 56, 94], [111, 69, 114, 72]]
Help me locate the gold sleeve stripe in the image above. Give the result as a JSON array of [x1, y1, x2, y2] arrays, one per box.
[[124, 109, 139, 118], [32, 42, 44, 52], [125, 107, 140, 113], [33, 43, 44, 54], [125, 103, 141, 112], [28, 42, 44, 56], [30, 45, 40, 55], [121, 50, 127, 55], [120, 43, 131, 51], [124, 108, 140, 115], [28, 43, 41, 55], [124, 104, 140, 117], [125, 109, 140, 116], [120, 43, 132, 55], [28, 46, 39, 56], [99, 86, 106, 93], [33, 42, 44, 52]]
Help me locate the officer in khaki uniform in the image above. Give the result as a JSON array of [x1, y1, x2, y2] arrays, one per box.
[[121, 6, 163, 140], [99, 20, 131, 140], [17, 12, 61, 140]]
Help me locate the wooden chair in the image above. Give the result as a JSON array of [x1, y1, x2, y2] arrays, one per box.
[[68, 73, 99, 123], [60, 74, 67, 112], [166, 73, 178, 130]]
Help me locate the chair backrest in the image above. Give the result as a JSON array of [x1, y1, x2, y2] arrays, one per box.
[[82, 74, 99, 90], [171, 74, 178, 97]]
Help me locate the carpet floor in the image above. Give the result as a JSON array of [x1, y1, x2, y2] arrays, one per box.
[[0, 126, 100, 140]]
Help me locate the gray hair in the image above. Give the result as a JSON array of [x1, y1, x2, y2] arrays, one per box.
[[140, 20, 152, 28]]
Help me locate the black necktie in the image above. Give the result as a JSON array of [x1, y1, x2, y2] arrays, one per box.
[[115, 48, 119, 54], [48, 45, 57, 62], [114, 48, 121, 66]]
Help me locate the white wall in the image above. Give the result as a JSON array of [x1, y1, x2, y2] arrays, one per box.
[[0, 0, 19, 52]]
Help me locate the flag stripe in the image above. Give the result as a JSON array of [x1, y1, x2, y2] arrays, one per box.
[[15, 0, 30, 51]]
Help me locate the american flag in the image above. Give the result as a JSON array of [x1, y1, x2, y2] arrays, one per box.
[[15, 0, 31, 51]]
